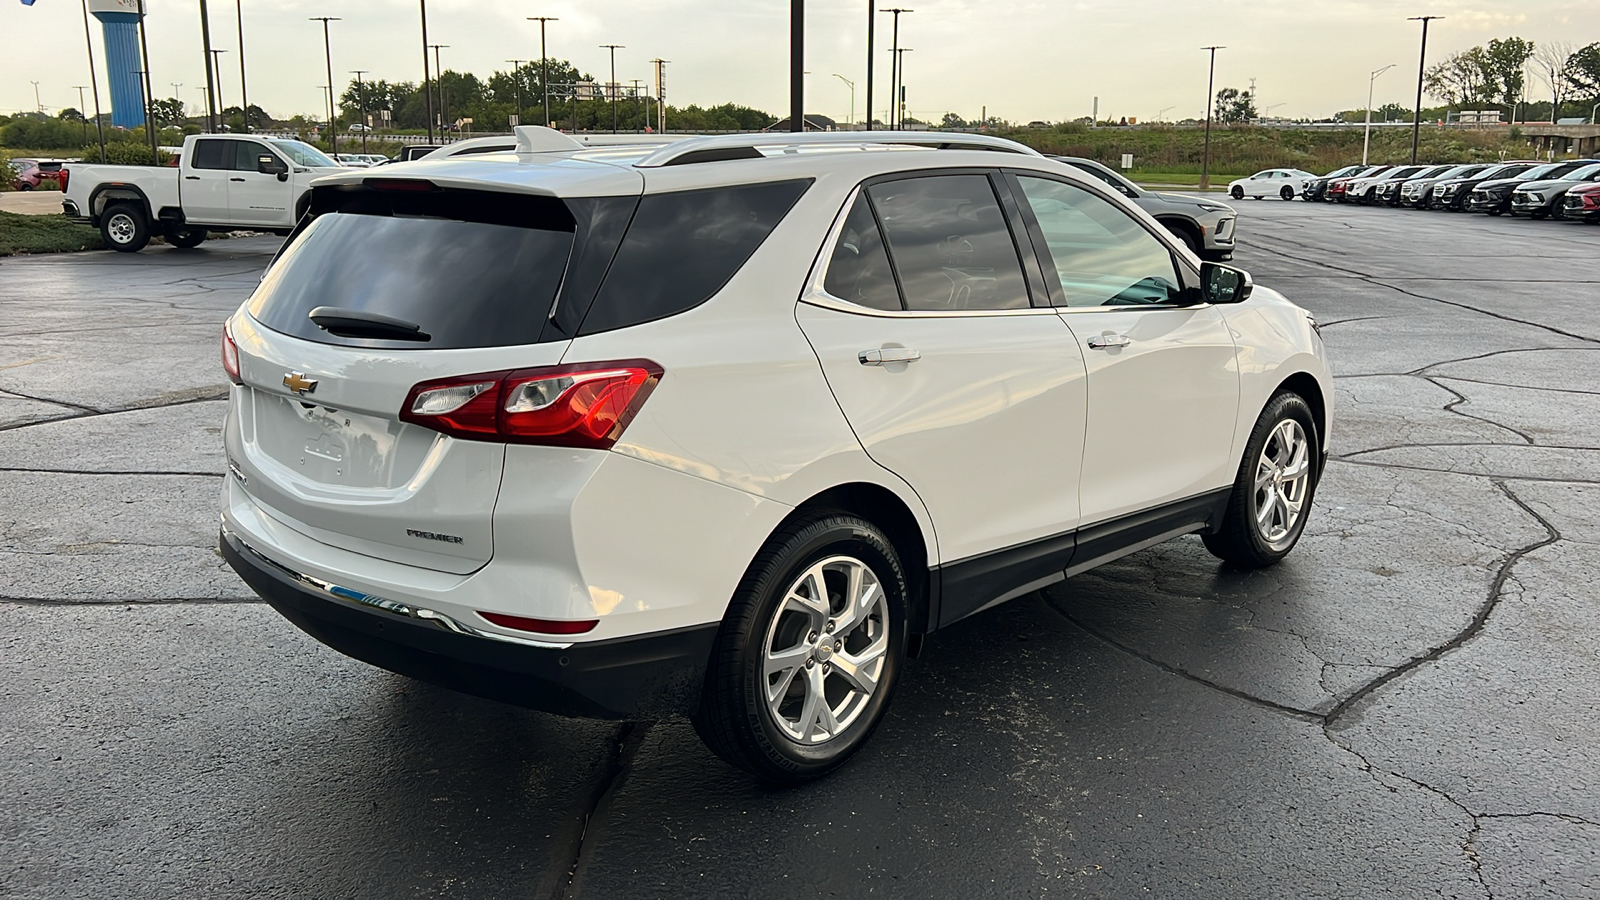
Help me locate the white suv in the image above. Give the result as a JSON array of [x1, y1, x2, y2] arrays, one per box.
[[220, 127, 1330, 782]]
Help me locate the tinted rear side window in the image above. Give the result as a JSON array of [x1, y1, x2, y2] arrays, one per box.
[[247, 189, 575, 350], [579, 179, 811, 335], [192, 139, 230, 170]]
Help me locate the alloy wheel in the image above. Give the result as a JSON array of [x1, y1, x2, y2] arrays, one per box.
[[1252, 418, 1311, 549]]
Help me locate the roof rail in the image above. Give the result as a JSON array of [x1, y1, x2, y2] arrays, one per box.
[[632, 130, 1040, 168]]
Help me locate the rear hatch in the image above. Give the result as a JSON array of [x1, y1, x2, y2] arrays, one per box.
[[228, 178, 636, 573]]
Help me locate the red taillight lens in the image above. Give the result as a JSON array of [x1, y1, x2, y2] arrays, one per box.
[[57, 166, 69, 193], [400, 359, 663, 449], [221, 321, 242, 384], [477, 611, 598, 635]]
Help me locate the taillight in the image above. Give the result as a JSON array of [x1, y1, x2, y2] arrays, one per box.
[[222, 320, 242, 384], [477, 611, 597, 635], [57, 166, 69, 193], [400, 359, 663, 449]]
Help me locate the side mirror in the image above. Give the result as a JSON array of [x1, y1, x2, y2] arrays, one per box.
[[1201, 262, 1253, 304], [258, 155, 289, 181]]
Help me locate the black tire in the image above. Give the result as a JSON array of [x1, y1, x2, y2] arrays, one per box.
[[1203, 392, 1320, 568], [1171, 224, 1202, 257], [1280, 185, 1296, 200], [1487, 208, 1504, 217], [692, 512, 908, 784], [99, 203, 150, 253], [19, 183, 33, 191], [163, 225, 208, 248], [1230, 185, 1245, 200]]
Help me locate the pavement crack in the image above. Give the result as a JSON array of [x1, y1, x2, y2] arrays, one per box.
[[1423, 376, 1537, 445], [1323, 481, 1560, 731], [557, 721, 647, 900], [0, 467, 223, 477], [0, 388, 228, 434], [0, 386, 101, 414], [0, 596, 261, 606]]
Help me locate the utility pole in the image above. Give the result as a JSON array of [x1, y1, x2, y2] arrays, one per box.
[[865, 0, 875, 131], [790, 0, 804, 132], [199, 0, 218, 132], [430, 43, 449, 137], [528, 17, 558, 127], [600, 44, 624, 133], [1364, 64, 1395, 165], [134, 1, 159, 164], [833, 73, 855, 126], [882, 8, 911, 128], [73, 86, 90, 142], [310, 16, 340, 155], [895, 48, 912, 127], [1200, 45, 1224, 190], [506, 59, 526, 127], [1408, 16, 1441, 164], [630, 78, 644, 132], [419, 0, 435, 143], [236, 0, 250, 132], [31, 81, 42, 114], [79, 0, 106, 162], [352, 69, 369, 151], [651, 58, 669, 132], [208, 49, 227, 124]]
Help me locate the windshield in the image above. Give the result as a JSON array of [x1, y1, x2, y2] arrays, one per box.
[[1563, 163, 1600, 180], [269, 139, 338, 168], [1519, 164, 1561, 180]]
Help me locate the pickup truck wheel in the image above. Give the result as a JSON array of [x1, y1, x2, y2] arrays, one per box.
[[163, 225, 208, 249], [100, 204, 150, 253], [692, 513, 907, 784]]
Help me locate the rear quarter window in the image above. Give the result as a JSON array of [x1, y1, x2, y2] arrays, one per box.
[[578, 179, 812, 335]]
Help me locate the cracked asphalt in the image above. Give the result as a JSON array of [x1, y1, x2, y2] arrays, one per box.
[[2, 203, 1598, 899]]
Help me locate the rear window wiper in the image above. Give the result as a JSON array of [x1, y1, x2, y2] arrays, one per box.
[[308, 307, 432, 342]]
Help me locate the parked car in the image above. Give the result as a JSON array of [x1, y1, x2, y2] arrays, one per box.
[[60, 133, 343, 251], [1228, 168, 1317, 201], [395, 144, 442, 161], [1372, 164, 1455, 206], [11, 158, 65, 190], [1465, 160, 1599, 215], [1429, 161, 1543, 211], [1326, 165, 1392, 203], [347, 123, 373, 133], [218, 127, 1330, 783], [1341, 165, 1430, 205], [1398, 163, 1493, 209], [1509, 162, 1600, 219], [1561, 181, 1600, 222], [1051, 156, 1237, 259], [333, 153, 373, 168], [1301, 165, 1367, 202]]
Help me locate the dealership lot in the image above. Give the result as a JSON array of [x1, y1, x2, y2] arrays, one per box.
[[2, 204, 1597, 898]]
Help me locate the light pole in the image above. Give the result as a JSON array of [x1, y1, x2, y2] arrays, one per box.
[[310, 17, 340, 155], [650, 58, 669, 132], [882, 8, 911, 128], [528, 17, 558, 127], [506, 59, 526, 127], [1407, 15, 1441, 164], [430, 43, 449, 136], [73, 85, 90, 142], [1200, 45, 1224, 190], [790, 0, 804, 132], [79, 0, 107, 162], [895, 48, 912, 127], [351, 69, 368, 151], [600, 44, 624, 133], [1591, 101, 1599, 125], [208, 49, 227, 125], [31, 81, 42, 114], [1158, 105, 1174, 122], [865, 0, 875, 131], [199, 0, 218, 132], [1363, 63, 1395, 165], [833, 73, 855, 127], [236, 0, 250, 132], [419, 0, 435, 143]]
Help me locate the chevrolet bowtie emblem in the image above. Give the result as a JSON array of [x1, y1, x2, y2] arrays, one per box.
[[283, 372, 319, 395]]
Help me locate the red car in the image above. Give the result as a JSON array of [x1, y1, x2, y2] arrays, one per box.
[[10, 159, 64, 191], [1561, 182, 1600, 223]]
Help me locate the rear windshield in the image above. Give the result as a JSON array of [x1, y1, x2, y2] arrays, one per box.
[[248, 188, 576, 350]]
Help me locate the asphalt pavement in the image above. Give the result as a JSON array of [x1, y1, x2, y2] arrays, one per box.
[[2, 201, 1598, 899]]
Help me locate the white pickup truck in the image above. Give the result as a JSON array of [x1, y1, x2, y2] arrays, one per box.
[[61, 133, 343, 252]]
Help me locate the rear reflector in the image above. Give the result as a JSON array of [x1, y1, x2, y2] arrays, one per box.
[[400, 359, 662, 449], [477, 611, 598, 635], [222, 320, 242, 384]]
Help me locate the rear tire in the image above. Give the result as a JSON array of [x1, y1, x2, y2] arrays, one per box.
[[1203, 392, 1319, 568], [19, 183, 33, 192], [99, 203, 150, 253], [1280, 185, 1295, 200], [692, 513, 908, 784]]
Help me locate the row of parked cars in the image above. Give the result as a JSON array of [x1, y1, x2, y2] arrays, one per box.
[[1297, 160, 1600, 222]]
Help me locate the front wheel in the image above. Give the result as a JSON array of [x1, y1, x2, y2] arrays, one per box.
[[1280, 185, 1296, 200], [1203, 392, 1319, 568], [692, 513, 908, 784], [1230, 185, 1245, 200], [99, 203, 150, 253]]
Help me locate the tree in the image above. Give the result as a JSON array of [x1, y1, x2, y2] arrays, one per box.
[[1566, 43, 1600, 105], [1425, 47, 1496, 108], [940, 112, 967, 128], [1483, 37, 1534, 109], [1533, 41, 1574, 117], [56, 107, 84, 121], [1214, 87, 1256, 124], [146, 97, 186, 128]]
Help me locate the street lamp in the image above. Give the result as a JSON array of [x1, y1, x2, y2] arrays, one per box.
[[199, 0, 218, 132], [881, 7, 912, 128], [1158, 105, 1174, 122], [78, 0, 107, 163], [73, 85, 90, 142], [506, 59, 527, 127], [208, 49, 227, 124], [894, 48, 913, 127], [351, 69, 369, 152], [430, 43, 449, 136], [1363, 64, 1395, 165], [31, 80, 42, 114], [310, 17, 341, 155], [528, 17, 558, 127], [1200, 45, 1224, 190], [833, 73, 855, 127], [865, 0, 875, 131], [600, 44, 624, 133], [1407, 15, 1442, 164], [419, 0, 435, 143], [236, 0, 251, 132]]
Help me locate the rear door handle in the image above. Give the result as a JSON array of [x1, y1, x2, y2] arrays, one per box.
[[230, 177, 246, 182], [858, 347, 921, 366], [184, 175, 200, 180], [1086, 333, 1131, 350]]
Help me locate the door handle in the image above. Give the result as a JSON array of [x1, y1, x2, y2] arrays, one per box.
[[858, 347, 921, 366], [230, 177, 246, 182], [184, 176, 200, 180], [1086, 333, 1131, 350]]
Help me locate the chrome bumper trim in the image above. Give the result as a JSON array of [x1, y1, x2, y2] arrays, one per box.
[[223, 524, 574, 650]]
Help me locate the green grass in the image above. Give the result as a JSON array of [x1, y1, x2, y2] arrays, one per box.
[[0, 211, 103, 256]]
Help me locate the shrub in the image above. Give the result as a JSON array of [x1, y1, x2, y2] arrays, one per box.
[[1, 117, 90, 151], [99, 142, 172, 166]]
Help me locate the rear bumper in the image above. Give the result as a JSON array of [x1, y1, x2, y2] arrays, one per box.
[[221, 528, 718, 720]]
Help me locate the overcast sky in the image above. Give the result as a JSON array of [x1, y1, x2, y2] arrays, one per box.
[[2, 0, 1596, 125]]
